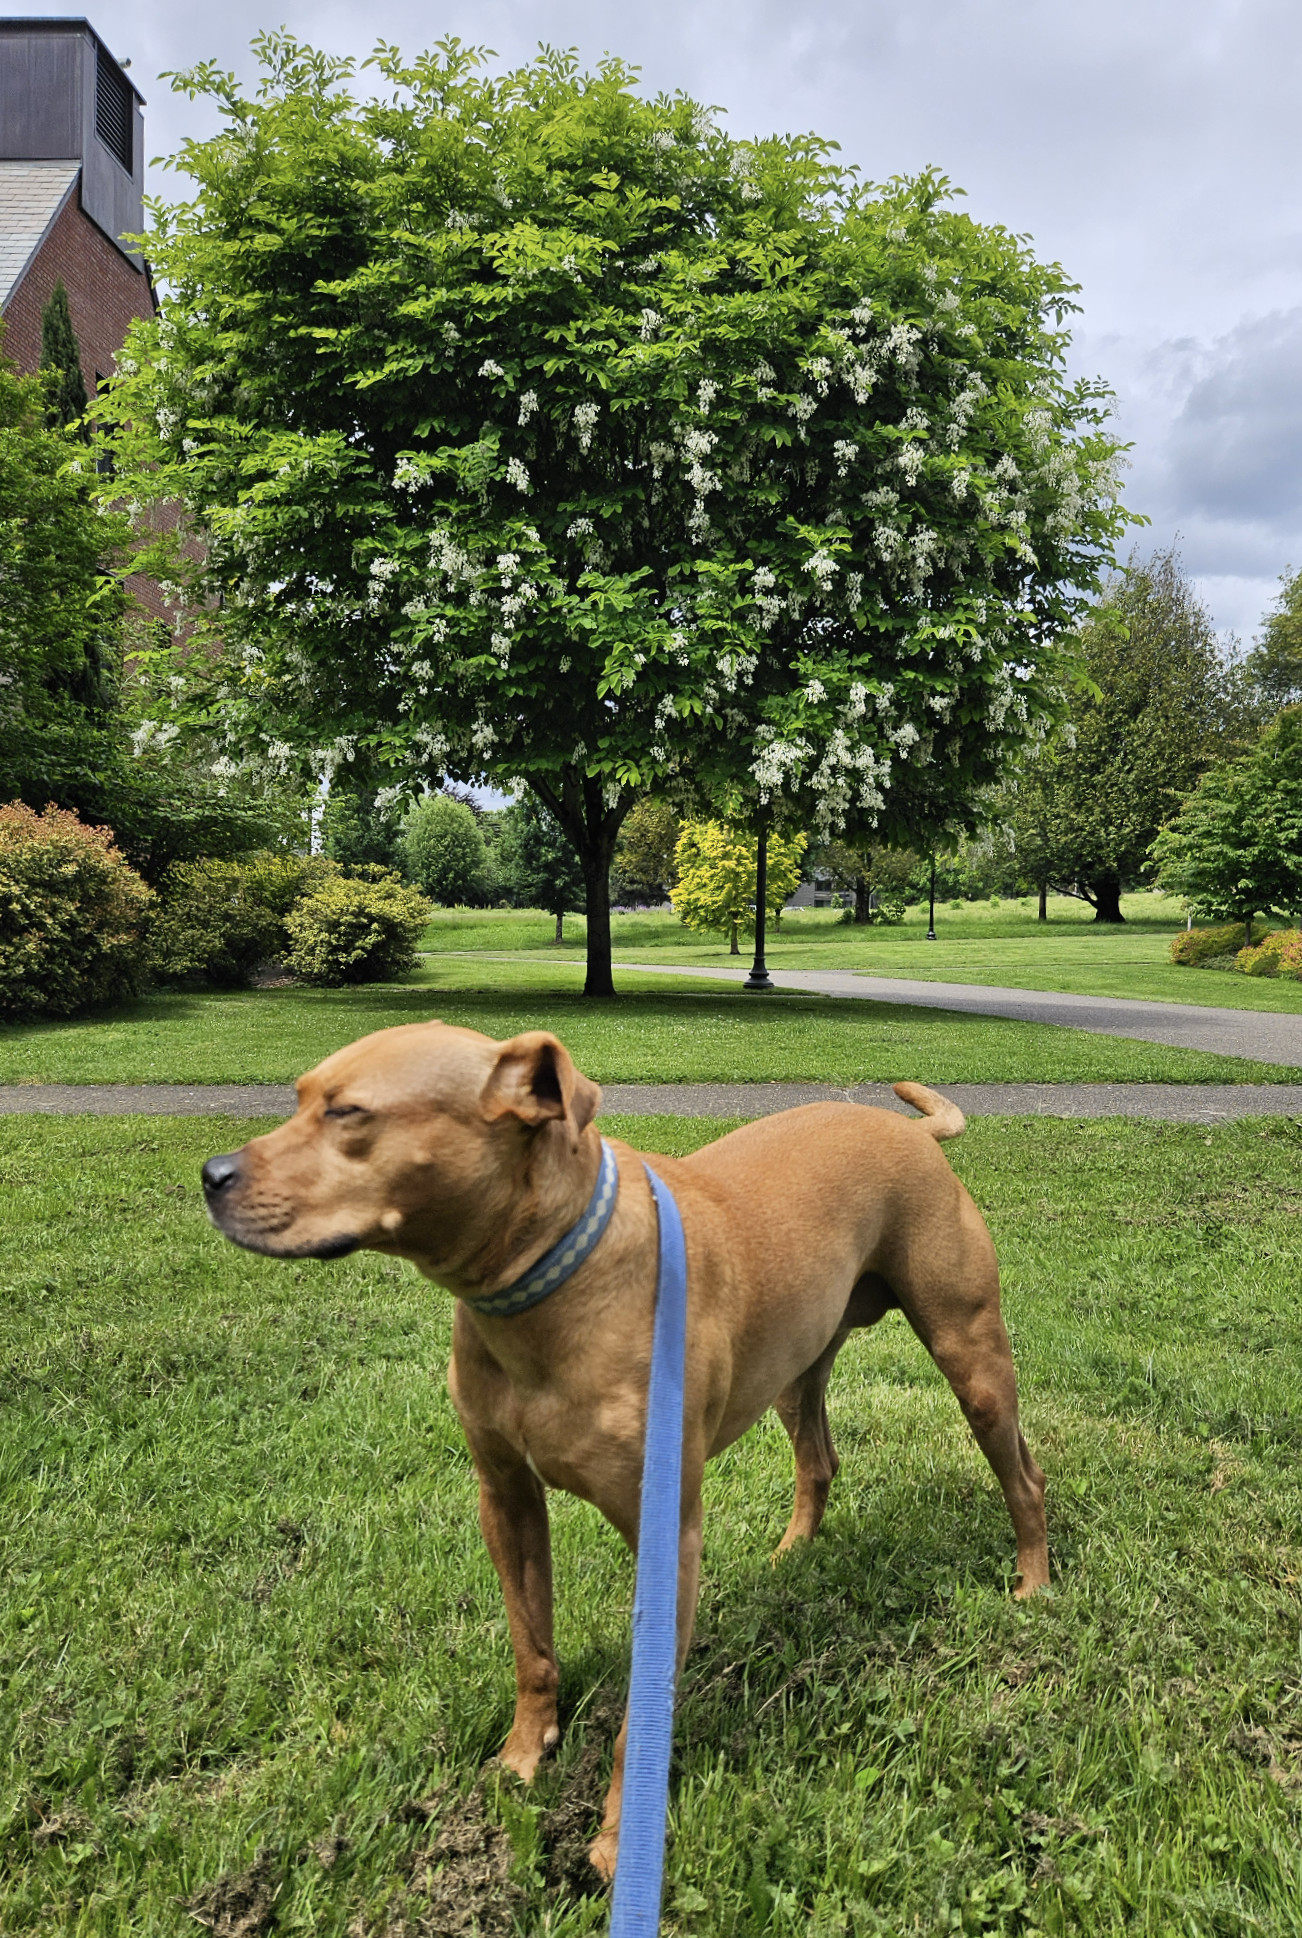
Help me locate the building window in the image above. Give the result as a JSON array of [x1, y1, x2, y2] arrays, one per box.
[[95, 46, 133, 174]]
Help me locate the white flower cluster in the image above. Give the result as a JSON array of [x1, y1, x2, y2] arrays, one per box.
[[517, 389, 538, 425], [640, 309, 662, 341], [573, 400, 600, 452], [751, 565, 783, 632], [802, 550, 838, 596], [897, 442, 925, 486], [696, 378, 717, 414], [478, 359, 505, 379], [392, 457, 428, 493], [833, 439, 859, 478], [506, 457, 531, 493]]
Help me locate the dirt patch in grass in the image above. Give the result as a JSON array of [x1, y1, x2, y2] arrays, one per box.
[[397, 1784, 521, 1936], [186, 1848, 281, 1936]]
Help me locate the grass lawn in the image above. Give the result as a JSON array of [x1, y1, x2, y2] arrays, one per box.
[[418, 898, 1302, 1016], [1, 956, 1299, 1087], [2, 1112, 1301, 1934]]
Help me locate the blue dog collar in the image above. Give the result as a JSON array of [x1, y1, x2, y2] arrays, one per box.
[[471, 1137, 620, 1318]]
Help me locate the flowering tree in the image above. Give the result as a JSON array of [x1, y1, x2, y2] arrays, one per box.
[[104, 35, 1133, 993], [671, 821, 805, 953]]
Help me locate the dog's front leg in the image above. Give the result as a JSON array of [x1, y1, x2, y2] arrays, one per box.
[[587, 1483, 704, 1883], [475, 1449, 560, 1781]]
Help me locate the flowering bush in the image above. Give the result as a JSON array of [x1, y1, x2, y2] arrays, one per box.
[[150, 852, 335, 985], [1169, 922, 1268, 967], [0, 801, 153, 1017], [1237, 929, 1302, 979], [283, 875, 431, 985]]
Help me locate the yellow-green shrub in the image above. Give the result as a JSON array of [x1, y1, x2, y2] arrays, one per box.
[[1237, 928, 1302, 980], [0, 801, 153, 1017], [283, 875, 431, 985]]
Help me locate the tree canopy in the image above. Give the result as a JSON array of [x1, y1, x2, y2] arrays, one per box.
[[497, 795, 587, 940], [399, 793, 488, 904], [1245, 568, 1302, 716], [104, 33, 1134, 989], [1151, 705, 1302, 939], [1003, 551, 1252, 921]]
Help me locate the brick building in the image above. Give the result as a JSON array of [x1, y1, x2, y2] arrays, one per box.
[[0, 16, 154, 393]]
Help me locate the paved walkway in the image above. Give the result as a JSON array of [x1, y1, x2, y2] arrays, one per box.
[[615, 963, 1302, 1067], [3, 1081, 1301, 1123]]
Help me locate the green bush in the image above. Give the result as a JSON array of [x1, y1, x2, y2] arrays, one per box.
[[283, 875, 431, 985], [150, 852, 336, 985], [0, 801, 153, 1017], [1169, 921, 1268, 966]]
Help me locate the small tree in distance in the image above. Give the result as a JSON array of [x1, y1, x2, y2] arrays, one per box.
[[1151, 705, 1302, 946], [39, 282, 88, 433], [672, 822, 806, 954], [400, 794, 488, 904], [613, 798, 681, 905], [499, 797, 587, 942]]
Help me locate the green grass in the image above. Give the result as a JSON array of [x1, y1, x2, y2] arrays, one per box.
[[2, 955, 1299, 1086], [2, 1112, 1301, 1934], [420, 897, 1302, 1015]]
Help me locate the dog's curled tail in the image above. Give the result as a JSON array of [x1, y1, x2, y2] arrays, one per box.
[[892, 1081, 965, 1141]]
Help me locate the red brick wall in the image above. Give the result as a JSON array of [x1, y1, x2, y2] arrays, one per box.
[[2, 179, 154, 393]]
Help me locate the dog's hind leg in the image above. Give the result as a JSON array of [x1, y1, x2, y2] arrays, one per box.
[[896, 1248, 1049, 1597], [772, 1326, 850, 1553]]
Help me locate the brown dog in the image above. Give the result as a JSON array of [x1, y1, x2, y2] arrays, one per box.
[[202, 1021, 1048, 1877]]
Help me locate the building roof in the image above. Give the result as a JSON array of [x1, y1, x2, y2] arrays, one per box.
[[0, 158, 79, 310]]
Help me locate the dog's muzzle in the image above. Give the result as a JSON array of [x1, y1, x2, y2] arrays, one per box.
[[201, 1149, 360, 1259]]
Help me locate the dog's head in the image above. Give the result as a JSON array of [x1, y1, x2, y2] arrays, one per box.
[[201, 1022, 602, 1283]]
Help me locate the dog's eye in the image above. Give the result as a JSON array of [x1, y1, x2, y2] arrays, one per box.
[[324, 1104, 366, 1120]]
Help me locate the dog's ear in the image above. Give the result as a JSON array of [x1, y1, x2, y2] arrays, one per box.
[[481, 1031, 602, 1139]]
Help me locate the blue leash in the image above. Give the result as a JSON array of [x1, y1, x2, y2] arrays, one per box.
[[609, 1163, 689, 1938]]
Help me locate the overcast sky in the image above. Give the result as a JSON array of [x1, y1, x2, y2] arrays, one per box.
[[27, 0, 1302, 638]]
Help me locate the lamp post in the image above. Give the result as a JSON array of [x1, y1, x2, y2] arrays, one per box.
[[926, 854, 937, 942], [744, 821, 775, 992]]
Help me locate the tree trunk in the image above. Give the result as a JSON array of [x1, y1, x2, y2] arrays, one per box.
[[854, 875, 872, 924], [531, 769, 628, 999], [1090, 877, 1125, 923], [1038, 880, 1047, 922], [729, 917, 740, 955], [554, 911, 564, 944]]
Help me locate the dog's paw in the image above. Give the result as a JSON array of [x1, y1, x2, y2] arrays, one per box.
[[587, 1827, 619, 1882], [496, 1722, 560, 1784]]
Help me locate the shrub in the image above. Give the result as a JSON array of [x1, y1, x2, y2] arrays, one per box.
[[150, 851, 336, 985], [1169, 921, 1269, 966], [0, 801, 153, 1017], [1238, 928, 1302, 980], [400, 795, 488, 905], [283, 875, 431, 984]]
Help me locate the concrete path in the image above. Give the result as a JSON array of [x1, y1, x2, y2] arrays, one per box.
[[3, 1081, 1301, 1123], [615, 962, 1302, 1067]]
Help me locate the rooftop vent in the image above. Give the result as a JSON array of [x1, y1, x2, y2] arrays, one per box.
[[95, 43, 131, 173]]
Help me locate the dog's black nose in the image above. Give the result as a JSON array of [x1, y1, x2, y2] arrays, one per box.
[[202, 1153, 242, 1197]]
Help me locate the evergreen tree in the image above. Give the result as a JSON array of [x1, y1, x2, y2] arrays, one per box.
[[39, 281, 88, 434], [498, 798, 586, 942]]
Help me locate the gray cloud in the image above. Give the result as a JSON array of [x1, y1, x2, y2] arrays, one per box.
[[15, 0, 1302, 633]]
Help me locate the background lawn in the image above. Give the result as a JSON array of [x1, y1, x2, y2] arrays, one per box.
[[1, 956, 1299, 1087], [417, 897, 1302, 1015], [1, 1113, 1299, 1934]]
